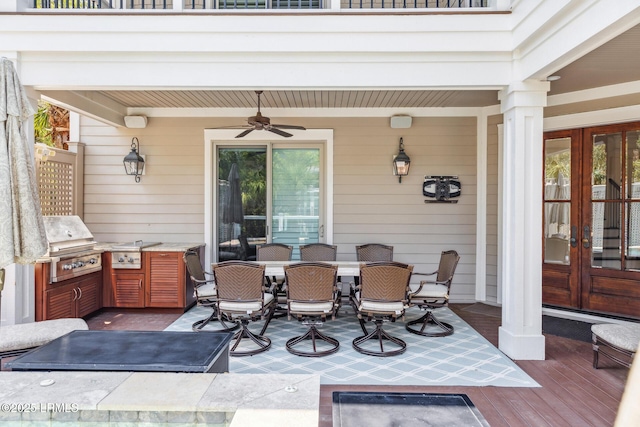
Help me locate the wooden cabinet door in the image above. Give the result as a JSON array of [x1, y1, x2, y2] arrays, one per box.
[[76, 273, 103, 317], [145, 252, 183, 308], [45, 283, 77, 320], [112, 272, 145, 307]]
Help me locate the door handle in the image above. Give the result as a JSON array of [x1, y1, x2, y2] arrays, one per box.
[[582, 225, 591, 249], [570, 226, 578, 248], [319, 225, 324, 238]]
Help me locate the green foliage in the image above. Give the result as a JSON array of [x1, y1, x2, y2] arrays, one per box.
[[545, 150, 571, 182], [34, 100, 53, 146]]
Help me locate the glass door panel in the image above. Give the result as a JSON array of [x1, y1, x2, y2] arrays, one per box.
[[217, 147, 267, 262], [271, 147, 321, 260], [591, 202, 621, 270], [625, 130, 640, 271], [590, 133, 622, 270], [544, 137, 571, 265]]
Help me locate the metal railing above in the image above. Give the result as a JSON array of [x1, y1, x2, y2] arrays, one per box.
[[32, 0, 489, 10]]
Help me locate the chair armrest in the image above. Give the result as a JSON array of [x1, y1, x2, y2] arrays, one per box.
[[192, 277, 214, 288], [412, 270, 438, 277]]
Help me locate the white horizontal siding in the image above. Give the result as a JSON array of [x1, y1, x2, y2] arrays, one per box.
[[80, 114, 478, 302]]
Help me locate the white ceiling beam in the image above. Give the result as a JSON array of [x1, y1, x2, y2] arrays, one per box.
[[40, 90, 128, 128]]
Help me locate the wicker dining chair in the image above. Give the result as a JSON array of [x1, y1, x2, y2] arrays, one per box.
[[351, 261, 413, 357], [300, 243, 344, 301], [183, 250, 239, 333], [212, 261, 276, 356], [406, 250, 460, 337], [356, 243, 394, 262], [256, 242, 293, 287], [257, 243, 293, 315], [352, 243, 394, 290], [284, 262, 341, 357], [300, 243, 338, 262]]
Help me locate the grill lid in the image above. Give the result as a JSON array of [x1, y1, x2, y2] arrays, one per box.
[[43, 215, 97, 256]]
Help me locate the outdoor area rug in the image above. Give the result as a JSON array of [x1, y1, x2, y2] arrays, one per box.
[[165, 306, 539, 387], [332, 392, 490, 427]]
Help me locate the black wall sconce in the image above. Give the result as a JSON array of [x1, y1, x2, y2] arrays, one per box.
[[123, 137, 145, 183], [392, 137, 411, 183]]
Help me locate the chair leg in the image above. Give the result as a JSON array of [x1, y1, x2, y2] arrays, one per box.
[[286, 325, 339, 357], [592, 332, 600, 369], [192, 308, 239, 333], [406, 309, 454, 337], [230, 319, 272, 357], [352, 320, 406, 357]]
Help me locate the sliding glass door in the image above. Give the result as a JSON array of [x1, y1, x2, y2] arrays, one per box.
[[271, 146, 322, 258], [216, 143, 323, 262]]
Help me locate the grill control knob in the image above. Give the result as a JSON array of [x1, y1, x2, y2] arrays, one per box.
[[128, 257, 135, 263], [118, 257, 125, 263], [77, 261, 85, 267], [89, 258, 97, 264], [63, 264, 73, 270]]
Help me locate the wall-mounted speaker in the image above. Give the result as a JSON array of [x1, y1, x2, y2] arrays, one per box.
[[124, 115, 148, 129], [390, 115, 412, 129]]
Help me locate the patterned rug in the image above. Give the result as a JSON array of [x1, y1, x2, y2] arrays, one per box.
[[165, 306, 539, 387]]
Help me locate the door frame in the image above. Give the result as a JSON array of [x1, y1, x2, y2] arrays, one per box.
[[579, 122, 640, 318], [203, 128, 334, 266], [542, 128, 582, 308], [542, 122, 640, 319]]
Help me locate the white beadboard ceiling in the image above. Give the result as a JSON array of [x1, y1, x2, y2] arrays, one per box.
[[69, 24, 640, 111], [97, 89, 499, 109]]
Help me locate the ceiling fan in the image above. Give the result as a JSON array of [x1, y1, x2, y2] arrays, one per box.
[[218, 91, 306, 138]]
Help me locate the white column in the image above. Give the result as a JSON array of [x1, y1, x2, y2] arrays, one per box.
[[497, 80, 549, 360]]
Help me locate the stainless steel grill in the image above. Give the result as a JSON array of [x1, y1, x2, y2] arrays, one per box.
[[42, 216, 102, 282]]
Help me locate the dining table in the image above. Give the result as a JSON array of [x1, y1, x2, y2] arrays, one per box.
[[254, 260, 362, 277]]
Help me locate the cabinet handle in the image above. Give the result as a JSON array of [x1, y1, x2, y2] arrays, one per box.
[[77, 287, 82, 300], [139, 279, 143, 289], [72, 288, 78, 301], [159, 253, 168, 256]]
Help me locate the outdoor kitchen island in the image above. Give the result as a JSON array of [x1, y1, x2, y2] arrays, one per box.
[[100, 242, 204, 311]]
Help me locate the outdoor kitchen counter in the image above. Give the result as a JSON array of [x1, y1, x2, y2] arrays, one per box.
[[100, 243, 204, 310], [95, 242, 204, 252]]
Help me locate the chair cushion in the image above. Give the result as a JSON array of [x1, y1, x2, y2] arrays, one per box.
[[592, 324, 640, 352], [410, 283, 449, 298], [195, 282, 216, 298], [354, 293, 405, 314], [0, 318, 88, 353], [219, 293, 275, 314], [289, 301, 335, 313]]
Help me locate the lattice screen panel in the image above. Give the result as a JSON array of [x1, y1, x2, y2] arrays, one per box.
[[37, 159, 74, 216]]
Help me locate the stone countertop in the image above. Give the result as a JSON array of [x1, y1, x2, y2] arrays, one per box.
[[95, 242, 204, 252], [0, 372, 319, 427]]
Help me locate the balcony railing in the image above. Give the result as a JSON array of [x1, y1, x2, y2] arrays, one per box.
[[31, 0, 492, 10]]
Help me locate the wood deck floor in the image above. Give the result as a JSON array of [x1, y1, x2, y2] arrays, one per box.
[[19, 304, 629, 426], [321, 304, 629, 427]]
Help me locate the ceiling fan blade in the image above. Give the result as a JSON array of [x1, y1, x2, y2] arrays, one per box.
[[268, 128, 293, 138], [211, 125, 251, 130], [271, 124, 306, 130], [235, 128, 255, 138]]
